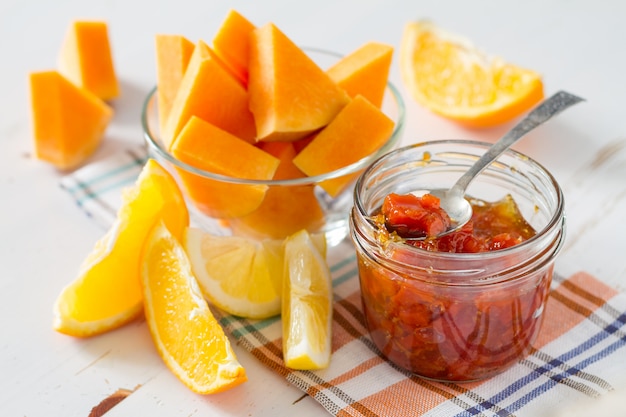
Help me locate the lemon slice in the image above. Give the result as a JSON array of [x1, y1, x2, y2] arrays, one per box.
[[184, 227, 283, 319], [400, 20, 544, 127], [141, 221, 247, 394], [282, 229, 333, 370]]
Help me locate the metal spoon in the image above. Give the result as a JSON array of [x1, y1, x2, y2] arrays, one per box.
[[405, 90, 584, 240]]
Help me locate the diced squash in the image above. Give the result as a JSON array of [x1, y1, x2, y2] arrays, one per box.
[[293, 95, 395, 197], [248, 23, 350, 142], [292, 135, 316, 154], [29, 71, 113, 170], [155, 34, 195, 133], [170, 116, 280, 218], [326, 42, 393, 108], [212, 9, 256, 86], [58, 21, 120, 101], [162, 40, 256, 149], [229, 142, 325, 239]]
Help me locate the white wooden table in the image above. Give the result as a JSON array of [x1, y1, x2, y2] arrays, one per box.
[[2, 1, 626, 415]]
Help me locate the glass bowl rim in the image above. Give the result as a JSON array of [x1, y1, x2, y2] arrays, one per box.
[[141, 51, 406, 187]]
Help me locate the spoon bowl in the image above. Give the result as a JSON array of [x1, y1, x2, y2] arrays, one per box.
[[428, 187, 469, 232], [399, 90, 584, 240]]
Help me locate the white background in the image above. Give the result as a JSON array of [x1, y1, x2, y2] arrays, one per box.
[[2, 1, 626, 415]]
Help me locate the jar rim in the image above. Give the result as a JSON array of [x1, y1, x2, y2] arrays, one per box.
[[351, 140, 566, 283]]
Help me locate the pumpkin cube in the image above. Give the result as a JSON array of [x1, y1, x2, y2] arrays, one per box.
[[29, 71, 113, 170], [155, 34, 195, 134], [229, 142, 324, 239], [327, 41, 393, 108], [212, 9, 256, 86], [162, 40, 256, 149], [170, 116, 279, 218], [58, 21, 120, 101], [248, 23, 350, 142], [292, 95, 395, 197]]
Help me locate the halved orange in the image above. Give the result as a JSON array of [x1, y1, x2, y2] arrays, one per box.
[[400, 20, 544, 127], [141, 221, 247, 394]]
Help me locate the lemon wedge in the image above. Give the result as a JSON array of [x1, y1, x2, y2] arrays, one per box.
[[282, 229, 333, 370], [184, 227, 284, 319]]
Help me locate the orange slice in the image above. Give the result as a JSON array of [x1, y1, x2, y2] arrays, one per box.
[[400, 20, 544, 127], [53, 159, 189, 337], [141, 221, 247, 393]]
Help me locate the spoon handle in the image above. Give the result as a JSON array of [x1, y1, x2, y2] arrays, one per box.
[[450, 90, 585, 195]]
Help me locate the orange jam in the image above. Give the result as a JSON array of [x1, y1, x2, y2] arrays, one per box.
[[350, 141, 565, 382], [357, 193, 551, 381], [380, 192, 537, 252]]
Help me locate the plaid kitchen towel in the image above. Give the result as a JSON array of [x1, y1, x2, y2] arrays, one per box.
[[61, 147, 626, 417]]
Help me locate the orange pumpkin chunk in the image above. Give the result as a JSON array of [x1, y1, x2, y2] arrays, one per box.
[[212, 9, 256, 86], [229, 142, 325, 239], [170, 116, 280, 218], [293, 95, 395, 197], [29, 71, 113, 170], [155, 34, 195, 133], [58, 21, 120, 101], [248, 23, 350, 142], [162, 40, 256, 149], [326, 42, 394, 108]]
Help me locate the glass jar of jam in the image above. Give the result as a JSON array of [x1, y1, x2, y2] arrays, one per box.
[[350, 140, 565, 382]]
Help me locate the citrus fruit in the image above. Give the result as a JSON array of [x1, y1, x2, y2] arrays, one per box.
[[184, 227, 284, 319], [400, 20, 544, 127], [282, 229, 333, 370], [141, 221, 247, 394], [53, 159, 189, 337]]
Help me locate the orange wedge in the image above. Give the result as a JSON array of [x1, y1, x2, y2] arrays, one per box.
[[400, 20, 544, 127], [52, 159, 189, 337], [141, 221, 247, 394]]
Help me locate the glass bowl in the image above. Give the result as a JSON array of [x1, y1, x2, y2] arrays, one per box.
[[350, 140, 565, 381], [142, 49, 405, 245]]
